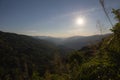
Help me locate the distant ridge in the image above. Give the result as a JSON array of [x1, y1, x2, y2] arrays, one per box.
[[36, 34, 111, 50]]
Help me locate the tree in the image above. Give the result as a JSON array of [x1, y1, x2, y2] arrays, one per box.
[[112, 9, 120, 22]]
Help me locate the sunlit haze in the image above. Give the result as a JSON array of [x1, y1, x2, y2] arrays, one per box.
[[0, 0, 119, 37], [75, 17, 85, 26]]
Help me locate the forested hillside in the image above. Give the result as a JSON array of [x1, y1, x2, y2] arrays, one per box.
[[0, 31, 59, 80]]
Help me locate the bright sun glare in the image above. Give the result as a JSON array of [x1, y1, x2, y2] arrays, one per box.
[[75, 17, 85, 25]]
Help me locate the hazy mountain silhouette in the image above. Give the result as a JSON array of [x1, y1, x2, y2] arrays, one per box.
[[36, 34, 110, 50]]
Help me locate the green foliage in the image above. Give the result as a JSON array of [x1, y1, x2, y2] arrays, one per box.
[[109, 9, 120, 53], [112, 9, 120, 22], [32, 71, 43, 80], [69, 51, 84, 64], [0, 31, 57, 80]]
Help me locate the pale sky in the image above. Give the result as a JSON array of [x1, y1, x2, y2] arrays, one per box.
[[0, 0, 120, 37]]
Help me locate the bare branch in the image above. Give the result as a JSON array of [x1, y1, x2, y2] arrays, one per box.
[[99, 0, 113, 28]]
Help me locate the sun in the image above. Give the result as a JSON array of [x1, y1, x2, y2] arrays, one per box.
[[75, 17, 85, 25]]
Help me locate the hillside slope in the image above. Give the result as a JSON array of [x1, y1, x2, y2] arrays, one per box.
[[0, 31, 57, 79]]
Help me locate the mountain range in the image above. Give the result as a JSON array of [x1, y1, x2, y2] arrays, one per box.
[[35, 34, 110, 50]]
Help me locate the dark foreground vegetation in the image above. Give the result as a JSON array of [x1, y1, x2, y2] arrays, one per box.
[[0, 9, 120, 80]]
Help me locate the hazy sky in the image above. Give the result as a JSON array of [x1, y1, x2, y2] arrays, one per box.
[[0, 0, 120, 37]]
